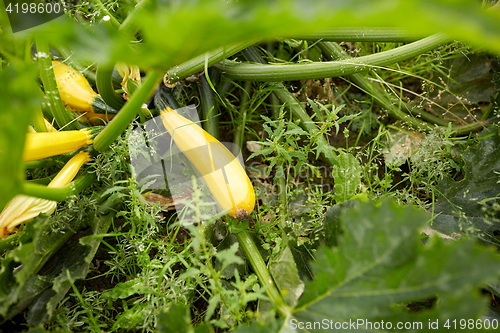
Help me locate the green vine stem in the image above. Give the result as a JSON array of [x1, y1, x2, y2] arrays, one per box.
[[318, 41, 489, 134], [96, 65, 126, 109], [20, 173, 96, 201], [31, 104, 48, 132], [199, 70, 220, 138], [288, 28, 426, 42], [232, 81, 251, 156], [215, 34, 449, 81], [96, 0, 121, 28], [164, 40, 257, 85], [36, 39, 80, 131], [317, 41, 434, 132], [93, 70, 162, 152], [235, 230, 289, 316]]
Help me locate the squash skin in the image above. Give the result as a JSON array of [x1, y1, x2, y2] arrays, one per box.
[[160, 108, 255, 218], [52, 60, 96, 112], [23, 129, 93, 162]]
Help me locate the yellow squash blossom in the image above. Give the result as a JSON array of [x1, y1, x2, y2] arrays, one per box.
[[0, 152, 91, 238]]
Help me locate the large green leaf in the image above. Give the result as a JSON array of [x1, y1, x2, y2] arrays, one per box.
[[0, 211, 113, 325], [0, 64, 40, 211], [286, 200, 500, 332], [20, 0, 500, 71], [268, 245, 304, 308], [431, 128, 500, 246]]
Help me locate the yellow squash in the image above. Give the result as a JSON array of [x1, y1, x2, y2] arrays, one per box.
[[23, 129, 93, 162], [51, 61, 115, 124], [52, 60, 97, 112], [160, 107, 255, 219]]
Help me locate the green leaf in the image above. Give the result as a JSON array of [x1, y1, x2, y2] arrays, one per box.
[[0, 210, 113, 325], [322, 200, 359, 247], [0, 64, 40, 211], [427, 53, 497, 118], [288, 200, 500, 331], [21, 1, 500, 69], [431, 128, 500, 246], [268, 245, 304, 308], [157, 303, 215, 333], [331, 152, 362, 203], [112, 303, 150, 331]]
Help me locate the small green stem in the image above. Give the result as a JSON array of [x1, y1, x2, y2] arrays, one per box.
[[480, 91, 499, 121], [31, 104, 48, 132], [36, 39, 79, 131], [216, 34, 449, 81], [96, 0, 121, 28], [232, 81, 251, 156], [165, 40, 257, 84], [288, 28, 426, 43], [272, 87, 337, 165], [235, 231, 289, 316], [199, 70, 220, 138], [20, 173, 96, 201], [96, 64, 126, 109], [94, 71, 162, 152]]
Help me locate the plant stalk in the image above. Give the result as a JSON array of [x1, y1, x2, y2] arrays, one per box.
[[164, 40, 257, 85], [20, 173, 96, 201], [288, 28, 426, 43], [232, 81, 251, 156], [235, 231, 289, 316], [94, 70, 162, 152], [36, 39, 79, 131], [216, 34, 449, 82], [199, 70, 220, 138], [96, 64, 126, 109], [318, 41, 489, 134]]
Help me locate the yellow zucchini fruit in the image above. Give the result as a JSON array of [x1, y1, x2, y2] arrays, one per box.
[[0, 152, 90, 238], [51, 61, 117, 120], [23, 129, 93, 162], [52, 60, 97, 112], [160, 107, 255, 219]]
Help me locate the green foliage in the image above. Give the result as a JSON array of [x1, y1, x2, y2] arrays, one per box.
[[0, 64, 40, 210], [290, 200, 500, 332], [431, 127, 500, 246], [3, 0, 500, 331], [332, 152, 363, 203]]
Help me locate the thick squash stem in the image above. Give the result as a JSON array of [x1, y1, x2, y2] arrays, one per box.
[[0, 152, 90, 238], [23, 129, 93, 162]]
